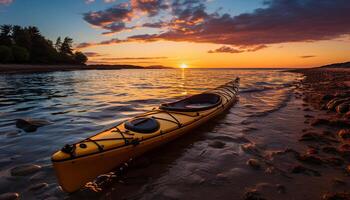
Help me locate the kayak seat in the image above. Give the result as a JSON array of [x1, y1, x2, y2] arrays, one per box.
[[160, 93, 222, 112], [124, 117, 160, 134]]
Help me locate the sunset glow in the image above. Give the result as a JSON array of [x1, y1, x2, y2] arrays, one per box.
[[180, 63, 188, 69], [1, 0, 349, 68]]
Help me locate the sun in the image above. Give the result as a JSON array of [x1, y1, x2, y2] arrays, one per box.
[[180, 63, 188, 69]]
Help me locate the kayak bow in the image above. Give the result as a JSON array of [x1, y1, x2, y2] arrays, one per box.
[[51, 78, 239, 192]]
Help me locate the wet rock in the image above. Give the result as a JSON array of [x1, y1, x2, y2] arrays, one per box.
[[338, 129, 350, 140], [243, 189, 266, 200], [322, 146, 339, 155], [299, 132, 338, 144], [209, 141, 225, 149], [291, 165, 321, 176], [322, 94, 335, 101], [15, 118, 51, 132], [276, 184, 286, 194], [311, 118, 330, 126], [11, 164, 41, 176], [297, 154, 323, 165], [241, 143, 261, 156], [322, 192, 350, 200], [345, 111, 350, 119], [29, 182, 49, 191], [336, 102, 350, 114], [247, 159, 261, 170], [306, 148, 318, 155], [304, 114, 314, 118], [339, 144, 350, 157], [325, 157, 344, 166], [333, 178, 347, 186], [0, 193, 19, 200], [327, 97, 350, 111]]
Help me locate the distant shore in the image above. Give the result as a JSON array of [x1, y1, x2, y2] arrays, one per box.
[[0, 64, 172, 74]]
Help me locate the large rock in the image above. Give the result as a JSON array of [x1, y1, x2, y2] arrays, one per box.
[[15, 118, 51, 132], [11, 164, 42, 176], [336, 102, 350, 114]]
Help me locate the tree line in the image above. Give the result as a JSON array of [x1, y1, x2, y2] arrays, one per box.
[[0, 25, 87, 65]]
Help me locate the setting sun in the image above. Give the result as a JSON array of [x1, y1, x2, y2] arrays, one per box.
[[180, 63, 188, 69]]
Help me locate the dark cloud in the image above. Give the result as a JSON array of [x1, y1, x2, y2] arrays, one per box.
[[83, 52, 105, 57], [80, 0, 350, 50], [300, 55, 316, 59], [208, 46, 244, 54], [208, 45, 267, 54], [131, 0, 168, 17]]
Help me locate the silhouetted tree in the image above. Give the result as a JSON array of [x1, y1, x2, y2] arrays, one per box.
[[12, 46, 29, 63], [0, 25, 12, 46], [55, 37, 62, 51], [74, 51, 88, 64], [0, 45, 13, 62], [0, 24, 87, 65], [60, 37, 73, 56]]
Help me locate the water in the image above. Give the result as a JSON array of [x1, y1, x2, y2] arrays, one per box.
[[0, 69, 342, 199]]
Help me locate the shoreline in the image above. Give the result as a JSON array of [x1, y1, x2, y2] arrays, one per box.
[[0, 64, 172, 74]]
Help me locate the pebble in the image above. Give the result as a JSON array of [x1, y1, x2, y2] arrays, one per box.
[[243, 189, 266, 200], [338, 129, 350, 140], [209, 140, 225, 149], [322, 192, 350, 200], [11, 164, 41, 176], [297, 154, 323, 165], [29, 182, 49, 191], [0, 193, 19, 200], [291, 165, 321, 176], [246, 159, 261, 170]]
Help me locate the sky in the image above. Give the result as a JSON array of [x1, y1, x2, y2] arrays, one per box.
[[0, 0, 350, 68]]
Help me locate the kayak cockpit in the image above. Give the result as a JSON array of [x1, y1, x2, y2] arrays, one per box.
[[124, 117, 160, 133], [160, 93, 222, 112]]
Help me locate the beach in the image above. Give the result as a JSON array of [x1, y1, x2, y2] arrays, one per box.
[[0, 67, 349, 199]]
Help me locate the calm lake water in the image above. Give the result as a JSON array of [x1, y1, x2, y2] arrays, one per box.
[[1, 69, 341, 200]]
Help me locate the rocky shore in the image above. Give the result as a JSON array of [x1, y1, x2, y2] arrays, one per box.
[[289, 63, 350, 199]]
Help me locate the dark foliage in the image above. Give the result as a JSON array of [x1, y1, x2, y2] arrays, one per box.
[[0, 24, 87, 65]]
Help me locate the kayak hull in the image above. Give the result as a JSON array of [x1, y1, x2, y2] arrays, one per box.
[[52, 78, 239, 193]]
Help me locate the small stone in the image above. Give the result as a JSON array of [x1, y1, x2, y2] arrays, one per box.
[[0, 193, 19, 200], [322, 192, 350, 200], [333, 178, 347, 185], [243, 189, 266, 200], [209, 141, 225, 149], [306, 148, 318, 155], [336, 102, 350, 114], [338, 129, 350, 140], [29, 182, 48, 191], [322, 146, 339, 155], [311, 118, 330, 126], [338, 144, 350, 157], [297, 154, 323, 165], [276, 184, 286, 194], [291, 165, 321, 176], [304, 114, 314, 118], [247, 159, 261, 170], [11, 164, 41, 176]]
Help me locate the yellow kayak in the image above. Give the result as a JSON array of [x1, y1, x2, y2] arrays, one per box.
[[51, 78, 239, 192]]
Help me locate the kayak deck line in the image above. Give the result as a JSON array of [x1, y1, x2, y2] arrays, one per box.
[[51, 78, 240, 192]]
